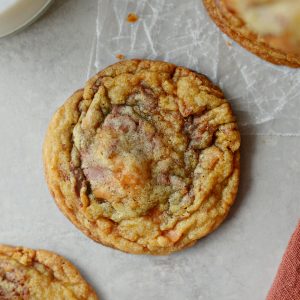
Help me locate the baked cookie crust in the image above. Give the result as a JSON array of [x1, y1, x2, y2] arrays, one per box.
[[0, 244, 98, 299], [203, 0, 300, 67], [43, 59, 240, 255]]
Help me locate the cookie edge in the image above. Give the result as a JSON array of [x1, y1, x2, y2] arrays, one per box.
[[203, 0, 300, 68], [0, 244, 99, 300]]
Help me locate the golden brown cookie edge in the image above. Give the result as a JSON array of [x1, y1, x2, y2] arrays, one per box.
[[0, 244, 99, 299], [203, 0, 300, 68]]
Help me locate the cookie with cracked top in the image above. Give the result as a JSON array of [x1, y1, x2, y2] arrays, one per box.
[[203, 0, 300, 67], [0, 244, 98, 299], [43, 59, 240, 255]]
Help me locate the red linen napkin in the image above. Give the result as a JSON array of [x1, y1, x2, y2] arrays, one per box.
[[267, 222, 300, 300]]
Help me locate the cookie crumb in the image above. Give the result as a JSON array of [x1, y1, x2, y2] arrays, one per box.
[[226, 41, 232, 47], [127, 13, 139, 23], [116, 54, 125, 60]]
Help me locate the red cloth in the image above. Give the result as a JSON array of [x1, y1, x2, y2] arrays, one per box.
[[267, 222, 300, 300]]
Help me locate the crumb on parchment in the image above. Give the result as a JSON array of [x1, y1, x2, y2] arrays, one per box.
[[116, 54, 125, 60], [127, 13, 139, 23], [226, 41, 232, 47]]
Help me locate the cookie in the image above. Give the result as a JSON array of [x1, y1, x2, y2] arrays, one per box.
[[229, 0, 300, 55], [0, 244, 98, 299], [43, 59, 240, 255], [203, 0, 300, 67]]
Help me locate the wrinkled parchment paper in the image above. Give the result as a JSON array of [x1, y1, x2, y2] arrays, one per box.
[[86, 0, 300, 136]]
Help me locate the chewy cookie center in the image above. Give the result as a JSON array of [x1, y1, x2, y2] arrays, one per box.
[[79, 98, 193, 221]]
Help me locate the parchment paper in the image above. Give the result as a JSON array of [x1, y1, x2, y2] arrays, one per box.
[[1, 1, 300, 299], [87, 0, 300, 136]]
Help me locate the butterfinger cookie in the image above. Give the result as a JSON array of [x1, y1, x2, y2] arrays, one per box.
[[203, 0, 300, 67], [43, 59, 240, 255], [0, 244, 98, 299]]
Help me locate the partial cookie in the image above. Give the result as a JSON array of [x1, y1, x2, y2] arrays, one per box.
[[229, 0, 300, 55], [43, 59, 240, 255], [0, 245, 98, 299], [203, 0, 300, 67]]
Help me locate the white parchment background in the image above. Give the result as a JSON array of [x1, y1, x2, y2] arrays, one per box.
[[87, 0, 300, 136], [1, 1, 300, 300]]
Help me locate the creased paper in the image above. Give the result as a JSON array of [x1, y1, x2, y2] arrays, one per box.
[[87, 0, 300, 136]]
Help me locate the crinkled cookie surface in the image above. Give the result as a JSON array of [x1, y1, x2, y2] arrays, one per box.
[[0, 245, 98, 300], [43, 60, 240, 255]]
